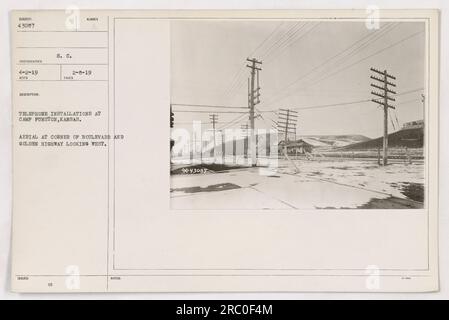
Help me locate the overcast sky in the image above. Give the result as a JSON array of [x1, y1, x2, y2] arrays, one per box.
[[171, 20, 425, 139]]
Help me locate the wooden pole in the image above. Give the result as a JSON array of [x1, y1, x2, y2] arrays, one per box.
[[383, 70, 389, 166]]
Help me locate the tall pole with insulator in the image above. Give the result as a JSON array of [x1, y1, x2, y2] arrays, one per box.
[[370, 67, 397, 166], [246, 57, 262, 167]]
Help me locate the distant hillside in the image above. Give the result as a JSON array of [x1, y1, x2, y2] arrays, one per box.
[[201, 133, 370, 155], [300, 135, 370, 148], [342, 128, 424, 150]]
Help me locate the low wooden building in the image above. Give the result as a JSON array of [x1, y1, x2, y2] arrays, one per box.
[[278, 139, 314, 155]]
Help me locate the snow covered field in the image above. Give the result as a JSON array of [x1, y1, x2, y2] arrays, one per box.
[[277, 159, 424, 202], [170, 158, 424, 210]]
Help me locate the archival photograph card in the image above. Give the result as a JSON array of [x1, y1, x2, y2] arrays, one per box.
[[10, 9, 439, 293], [169, 19, 426, 211]]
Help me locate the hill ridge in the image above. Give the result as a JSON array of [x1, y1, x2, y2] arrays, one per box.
[[341, 127, 424, 150]]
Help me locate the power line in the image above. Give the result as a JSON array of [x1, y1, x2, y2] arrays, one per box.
[[259, 22, 306, 61], [264, 22, 321, 63], [171, 103, 247, 109], [224, 22, 309, 103], [303, 22, 398, 83], [248, 22, 285, 58], [174, 121, 242, 125], [259, 88, 423, 113], [261, 22, 398, 107], [173, 110, 247, 114], [225, 22, 320, 104], [301, 30, 424, 93], [395, 88, 424, 97], [218, 112, 248, 130], [266, 28, 423, 108], [262, 23, 397, 106], [255, 22, 303, 61], [222, 22, 285, 101], [396, 98, 422, 105], [289, 98, 371, 111]]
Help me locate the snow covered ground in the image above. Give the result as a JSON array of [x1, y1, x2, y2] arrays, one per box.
[[170, 168, 391, 210], [277, 159, 424, 201], [170, 158, 424, 210]]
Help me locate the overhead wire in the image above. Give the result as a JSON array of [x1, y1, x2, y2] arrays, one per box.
[[261, 22, 399, 107], [224, 22, 316, 103], [222, 21, 289, 101]]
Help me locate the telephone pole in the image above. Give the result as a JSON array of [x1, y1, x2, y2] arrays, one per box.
[[277, 108, 300, 172], [246, 57, 262, 167], [370, 67, 396, 166], [241, 123, 249, 159], [209, 114, 218, 161], [277, 108, 298, 156], [278, 109, 298, 139]]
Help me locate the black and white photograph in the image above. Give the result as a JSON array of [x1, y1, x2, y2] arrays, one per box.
[[5, 6, 442, 296], [170, 19, 426, 210]]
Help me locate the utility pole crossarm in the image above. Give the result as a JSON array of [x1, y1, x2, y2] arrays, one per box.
[[246, 58, 262, 64], [370, 83, 397, 94], [371, 91, 396, 101], [370, 67, 396, 80], [279, 108, 298, 113], [279, 112, 299, 117], [371, 99, 395, 109], [246, 65, 262, 71], [370, 75, 397, 87]]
